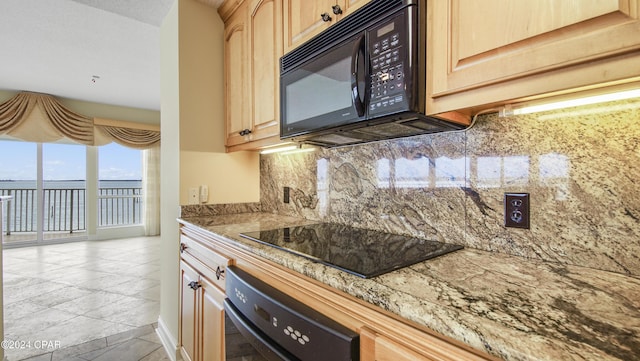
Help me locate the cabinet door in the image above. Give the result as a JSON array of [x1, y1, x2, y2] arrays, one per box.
[[283, 0, 372, 53], [224, 2, 251, 147], [249, 0, 282, 141], [180, 260, 227, 361], [201, 277, 226, 361], [340, 0, 370, 17], [179, 261, 199, 361], [429, 0, 640, 113], [283, 0, 337, 52]]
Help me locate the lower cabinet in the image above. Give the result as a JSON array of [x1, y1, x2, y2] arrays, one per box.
[[179, 223, 496, 361], [179, 230, 233, 361], [179, 259, 228, 361], [179, 260, 198, 361]]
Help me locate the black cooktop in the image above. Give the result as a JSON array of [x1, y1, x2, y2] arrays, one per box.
[[240, 223, 463, 278]]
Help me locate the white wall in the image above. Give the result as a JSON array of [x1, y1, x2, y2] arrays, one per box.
[[158, 0, 181, 358], [157, 0, 260, 358], [176, 0, 260, 205], [0, 198, 7, 360], [180, 151, 259, 204]]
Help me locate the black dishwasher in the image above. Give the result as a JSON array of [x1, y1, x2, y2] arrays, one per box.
[[224, 266, 359, 361]]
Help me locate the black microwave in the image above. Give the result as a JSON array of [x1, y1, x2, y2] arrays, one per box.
[[279, 0, 467, 147]]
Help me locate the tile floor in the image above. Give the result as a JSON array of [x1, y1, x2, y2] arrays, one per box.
[[2, 236, 169, 361]]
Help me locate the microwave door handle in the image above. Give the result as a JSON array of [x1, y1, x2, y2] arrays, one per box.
[[351, 35, 366, 117]]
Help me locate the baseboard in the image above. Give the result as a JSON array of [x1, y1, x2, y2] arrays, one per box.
[[156, 316, 181, 361]]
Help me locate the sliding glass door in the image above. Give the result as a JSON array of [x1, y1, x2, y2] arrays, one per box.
[[0, 140, 86, 245], [0, 140, 38, 244]]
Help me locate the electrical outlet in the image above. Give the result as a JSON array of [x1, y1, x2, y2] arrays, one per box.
[[188, 188, 199, 205], [504, 193, 530, 229], [283, 187, 290, 204]]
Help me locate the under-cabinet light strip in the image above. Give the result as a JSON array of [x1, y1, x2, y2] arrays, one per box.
[[280, 147, 316, 155], [259, 145, 298, 154], [501, 88, 640, 116]]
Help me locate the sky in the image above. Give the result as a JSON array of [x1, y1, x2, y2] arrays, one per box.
[[0, 140, 142, 180]]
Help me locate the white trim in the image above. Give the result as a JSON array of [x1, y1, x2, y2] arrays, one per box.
[[36, 143, 43, 243], [90, 225, 146, 241], [156, 316, 181, 361], [86, 146, 98, 236], [2, 235, 89, 249]]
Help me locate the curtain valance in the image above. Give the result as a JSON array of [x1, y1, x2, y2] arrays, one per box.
[[96, 125, 160, 149], [0, 91, 93, 144], [0, 91, 160, 149], [0, 92, 34, 133]]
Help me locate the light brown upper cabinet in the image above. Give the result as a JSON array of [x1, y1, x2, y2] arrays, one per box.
[[221, 0, 283, 152], [283, 0, 371, 53], [248, 0, 282, 145], [223, 1, 250, 149], [428, 0, 640, 114]]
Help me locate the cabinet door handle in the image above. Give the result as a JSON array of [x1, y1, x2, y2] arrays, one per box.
[[239, 128, 252, 136], [332, 5, 342, 15], [215, 266, 225, 280], [180, 243, 187, 253], [320, 12, 332, 22], [188, 281, 201, 290]]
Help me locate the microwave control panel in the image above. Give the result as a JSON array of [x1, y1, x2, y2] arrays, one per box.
[[368, 12, 409, 116]]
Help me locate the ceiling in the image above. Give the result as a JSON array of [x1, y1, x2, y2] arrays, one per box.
[[0, 0, 183, 111]]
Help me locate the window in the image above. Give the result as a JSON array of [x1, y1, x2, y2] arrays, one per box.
[[98, 143, 143, 227], [0, 139, 148, 245]]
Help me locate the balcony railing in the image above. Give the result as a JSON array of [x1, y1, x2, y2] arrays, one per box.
[[0, 187, 142, 234], [98, 187, 142, 227]]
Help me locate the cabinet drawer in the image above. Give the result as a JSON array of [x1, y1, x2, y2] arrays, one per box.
[[180, 234, 233, 291], [360, 326, 494, 361]]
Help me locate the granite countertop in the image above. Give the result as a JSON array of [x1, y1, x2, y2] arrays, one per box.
[[179, 212, 640, 361]]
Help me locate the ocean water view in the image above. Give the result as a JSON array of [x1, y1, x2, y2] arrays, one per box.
[[1, 179, 143, 234]]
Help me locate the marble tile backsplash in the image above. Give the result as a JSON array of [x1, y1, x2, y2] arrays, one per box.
[[260, 98, 640, 276], [180, 202, 261, 218]]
